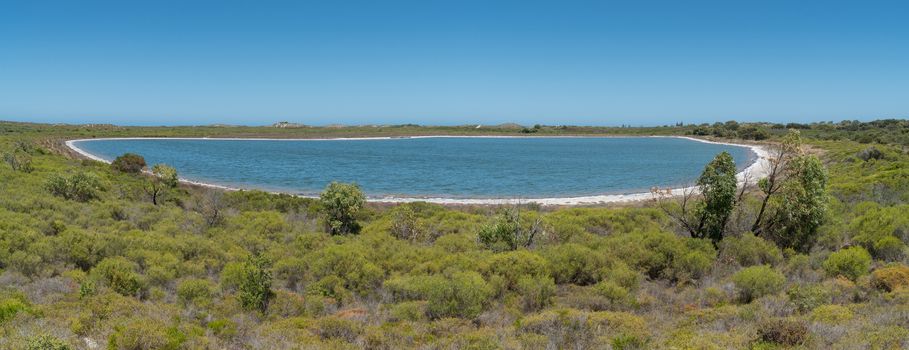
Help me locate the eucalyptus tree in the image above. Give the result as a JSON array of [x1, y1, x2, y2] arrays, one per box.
[[657, 151, 738, 244]]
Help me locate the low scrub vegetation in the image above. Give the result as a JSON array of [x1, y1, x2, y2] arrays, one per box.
[[1, 120, 909, 348]]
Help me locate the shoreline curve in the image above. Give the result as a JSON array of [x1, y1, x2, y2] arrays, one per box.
[[64, 136, 772, 206]]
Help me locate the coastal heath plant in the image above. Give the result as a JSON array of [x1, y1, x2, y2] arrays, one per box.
[[45, 172, 104, 202], [111, 153, 146, 174], [237, 256, 274, 312], [319, 182, 365, 235], [822, 246, 871, 281], [732, 265, 785, 303]]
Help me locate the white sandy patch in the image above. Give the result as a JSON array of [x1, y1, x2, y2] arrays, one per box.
[[65, 136, 772, 206]]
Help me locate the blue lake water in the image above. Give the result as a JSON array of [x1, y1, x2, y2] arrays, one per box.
[[73, 137, 755, 199]]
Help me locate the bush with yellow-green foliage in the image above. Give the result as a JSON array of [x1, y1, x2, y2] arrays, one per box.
[[91, 256, 147, 297], [823, 246, 872, 281], [810, 304, 853, 324], [518, 308, 650, 349], [732, 265, 785, 302], [719, 233, 783, 267]]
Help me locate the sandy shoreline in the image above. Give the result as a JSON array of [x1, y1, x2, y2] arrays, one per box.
[[65, 136, 772, 206]]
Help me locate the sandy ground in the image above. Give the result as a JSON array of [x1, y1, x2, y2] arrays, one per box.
[[65, 136, 772, 206]]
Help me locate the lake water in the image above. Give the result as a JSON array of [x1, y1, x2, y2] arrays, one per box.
[[72, 137, 755, 199]]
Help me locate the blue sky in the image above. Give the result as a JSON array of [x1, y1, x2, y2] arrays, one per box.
[[1, 0, 907, 126]]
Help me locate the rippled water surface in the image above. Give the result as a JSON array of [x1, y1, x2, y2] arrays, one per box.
[[74, 137, 754, 198]]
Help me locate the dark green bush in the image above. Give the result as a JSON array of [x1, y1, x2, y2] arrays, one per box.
[[111, 153, 146, 173], [236, 256, 274, 312], [320, 182, 365, 235]]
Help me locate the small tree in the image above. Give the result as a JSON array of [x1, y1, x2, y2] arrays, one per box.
[[752, 130, 803, 233], [111, 153, 147, 174], [145, 164, 178, 205], [656, 152, 738, 244], [694, 152, 738, 243], [765, 155, 828, 251], [197, 189, 226, 227], [319, 182, 365, 235], [237, 256, 274, 313]]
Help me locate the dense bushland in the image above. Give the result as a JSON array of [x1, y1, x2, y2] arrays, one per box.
[[1, 120, 909, 349]]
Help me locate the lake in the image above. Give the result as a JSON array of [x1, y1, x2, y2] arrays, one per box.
[[71, 137, 756, 200]]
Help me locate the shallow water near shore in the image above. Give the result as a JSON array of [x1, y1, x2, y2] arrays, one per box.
[[71, 136, 756, 200]]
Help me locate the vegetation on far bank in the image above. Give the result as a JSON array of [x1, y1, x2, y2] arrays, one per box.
[[1, 119, 909, 349]]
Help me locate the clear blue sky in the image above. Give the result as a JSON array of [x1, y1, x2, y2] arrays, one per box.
[[1, 0, 907, 126]]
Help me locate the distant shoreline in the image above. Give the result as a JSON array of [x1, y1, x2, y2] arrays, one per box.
[[65, 136, 771, 206]]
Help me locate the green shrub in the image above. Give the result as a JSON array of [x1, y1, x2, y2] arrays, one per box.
[[25, 335, 71, 350], [485, 250, 550, 292], [810, 304, 853, 324], [599, 262, 640, 292], [519, 309, 650, 349], [516, 275, 556, 312], [719, 233, 783, 267], [870, 264, 909, 292], [45, 172, 104, 202], [873, 236, 905, 261], [593, 280, 630, 306], [543, 243, 607, 285], [314, 316, 362, 342], [308, 245, 384, 298], [236, 256, 274, 312], [219, 262, 245, 292], [320, 182, 365, 235], [675, 249, 714, 280], [207, 318, 238, 338], [3, 152, 34, 172], [786, 284, 831, 313], [389, 204, 426, 242], [822, 246, 871, 281], [477, 208, 543, 252], [426, 271, 492, 319], [111, 153, 146, 173], [176, 278, 215, 306], [92, 257, 146, 297], [390, 301, 428, 322], [856, 146, 884, 161], [0, 298, 29, 324], [108, 318, 182, 350], [732, 265, 785, 302]]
